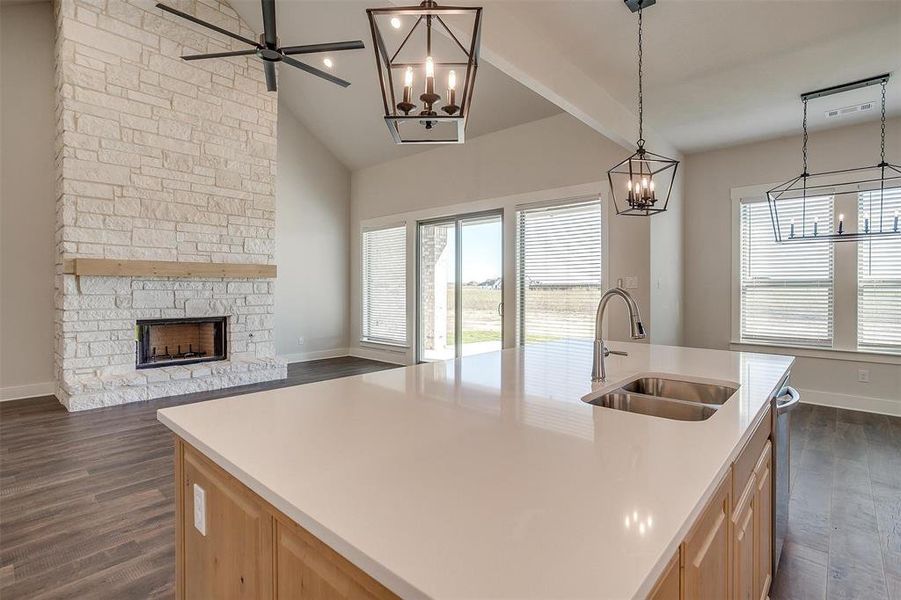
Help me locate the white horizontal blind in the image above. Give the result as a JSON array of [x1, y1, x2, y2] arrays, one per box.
[[858, 188, 901, 352], [362, 225, 407, 345], [517, 199, 603, 343], [740, 197, 834, 346]]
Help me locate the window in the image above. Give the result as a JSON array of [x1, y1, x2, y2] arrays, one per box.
[[517, 199, 603, 343], [362, 225, 407, 345], [739, 197, 834, 346], [858, 188, 901, 352]]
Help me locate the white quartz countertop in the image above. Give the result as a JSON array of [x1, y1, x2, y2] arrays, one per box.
[[157, 341, 793, 599]]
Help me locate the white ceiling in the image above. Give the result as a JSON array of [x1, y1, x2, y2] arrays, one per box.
[[230, 0, 562, 170], [486, 0, 901, 154], [6, 0, 900, 164]]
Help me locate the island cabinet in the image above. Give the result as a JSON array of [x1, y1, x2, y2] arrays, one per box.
[[174, 439, 398, 600], [648, 407, 773, 600]]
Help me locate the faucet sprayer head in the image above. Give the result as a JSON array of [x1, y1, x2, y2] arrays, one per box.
[[631, 318, 647, 340]]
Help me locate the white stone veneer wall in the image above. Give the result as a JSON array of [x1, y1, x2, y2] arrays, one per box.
[[53, 0, 285, 410]]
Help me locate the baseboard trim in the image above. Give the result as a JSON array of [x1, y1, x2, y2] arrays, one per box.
[[798, 387, 901, 417], [1, 381, 57, 402], [278, 348, 349, 364], [348, 346, 409, 365]]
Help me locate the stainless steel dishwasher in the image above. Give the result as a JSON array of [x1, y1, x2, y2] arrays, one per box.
[[772, 376, 801, 574]]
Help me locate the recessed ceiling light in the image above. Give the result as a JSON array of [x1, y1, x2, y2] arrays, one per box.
[[323, 57, 334, 69], [390, 17, 401, 28]]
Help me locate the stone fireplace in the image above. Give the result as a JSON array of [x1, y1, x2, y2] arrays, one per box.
[[53, 0, 286, 410]]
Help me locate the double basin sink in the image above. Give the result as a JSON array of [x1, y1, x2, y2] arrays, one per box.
[[585, 376, 738, 422]]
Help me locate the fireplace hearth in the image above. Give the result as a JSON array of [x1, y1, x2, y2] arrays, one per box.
[[136, 317, 227, 369]]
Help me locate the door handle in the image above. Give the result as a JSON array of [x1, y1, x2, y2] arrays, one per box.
[[776, 386, 800, 414]]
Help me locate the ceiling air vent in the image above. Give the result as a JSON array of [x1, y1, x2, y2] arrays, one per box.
[[825, 101, 875, 120]]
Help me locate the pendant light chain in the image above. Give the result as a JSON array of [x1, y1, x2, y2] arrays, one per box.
[[880, 80, 887, 165], [801, 98, 808, 176], [636, 4, 644, 148]]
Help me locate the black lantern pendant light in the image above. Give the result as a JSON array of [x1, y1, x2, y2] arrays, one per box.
[[607, 0, 678, 217], [367, 1, 481, 144], [767, 74, 901, 243]]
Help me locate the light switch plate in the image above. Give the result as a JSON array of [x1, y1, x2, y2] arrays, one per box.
[[193, 483, 206, 536], [857, 368, 870, 383], [623, 276, 639, 290]]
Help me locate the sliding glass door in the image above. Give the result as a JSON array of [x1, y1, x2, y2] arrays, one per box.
[[417, 212, 503, 362]]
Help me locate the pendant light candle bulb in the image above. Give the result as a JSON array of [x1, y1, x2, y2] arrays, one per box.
[[424, 56, 435, 97], [401, 66, 414, 107], [894, 210, 899, 232], [838, 213, 845, 235], [814, 215, 819, 236], [790, 218, 795, 238], [447, 69, 457, 107], [864, 213, 870, 233]]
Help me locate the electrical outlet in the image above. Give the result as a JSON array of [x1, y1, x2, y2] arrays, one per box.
[[298, 336, 305, 346], [857, 368, 870, 383], [193, 483, 206, 536]]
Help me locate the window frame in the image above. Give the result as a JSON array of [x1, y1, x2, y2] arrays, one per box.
[[730, 183, 901, 363]]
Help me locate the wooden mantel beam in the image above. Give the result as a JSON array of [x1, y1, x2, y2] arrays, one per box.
[[62, 258, 277, 279]]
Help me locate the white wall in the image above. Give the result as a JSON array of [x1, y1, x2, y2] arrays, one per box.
[[0, 2, 56, 401], [349, 112, 682, 363], [683, 118, 901, 415], [275, 104, 351, 361]]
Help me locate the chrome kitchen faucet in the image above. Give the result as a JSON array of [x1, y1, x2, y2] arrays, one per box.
[[592, 288, 647, 382]]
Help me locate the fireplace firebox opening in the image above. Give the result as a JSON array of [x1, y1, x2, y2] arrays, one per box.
[[136, 317, 227, 369]]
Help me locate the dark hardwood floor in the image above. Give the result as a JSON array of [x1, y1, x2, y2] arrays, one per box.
[[0, 357, 398, 600], [2, 368, 899, 599], [771, 403, 901, 600]]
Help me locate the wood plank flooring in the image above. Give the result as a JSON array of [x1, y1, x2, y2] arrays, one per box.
[[0, 357, 399, 600], [771, 403, 901, 600], [2, 369, 899, 599]]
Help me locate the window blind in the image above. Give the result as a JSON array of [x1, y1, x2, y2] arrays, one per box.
[[740, 197, 834, 346], [517, 199, 603, 343], [362, 225, 407, 345], [858, 188, 901, 352]]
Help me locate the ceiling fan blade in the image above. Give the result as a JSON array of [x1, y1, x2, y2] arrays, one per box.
[[261, 0, 277, 47], [156, 3, 258, 48], [263, 61, 277, 92], [281, 55, 351, 88], [280, 41, 365, 56], [182, 49, 257, 61]]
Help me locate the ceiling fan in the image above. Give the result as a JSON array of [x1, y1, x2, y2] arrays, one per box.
[[155, 0, 364, 91]]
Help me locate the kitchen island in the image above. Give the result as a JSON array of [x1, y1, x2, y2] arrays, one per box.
[[157, 341, 793, 599]]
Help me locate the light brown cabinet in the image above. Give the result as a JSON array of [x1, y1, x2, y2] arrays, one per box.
[[648, 550, 681, 600], [753, 441, 773, 600], [175, 439, 397, 600], [683, 472, 732, 600], [733, 473, 755, 600], [649, 408, 774, 600]]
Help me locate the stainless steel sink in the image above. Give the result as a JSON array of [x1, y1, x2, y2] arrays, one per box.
[[584, 376, 738, 421], [621, 377, 737, 406], [587, 391, 718, 421]]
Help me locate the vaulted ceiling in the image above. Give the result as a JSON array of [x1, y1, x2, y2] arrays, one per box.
[[230, 0, 901, 169]]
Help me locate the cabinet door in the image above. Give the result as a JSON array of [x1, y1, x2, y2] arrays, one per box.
[[274, 518, 395, 600], [754, 441, 773, 600], [684, 472, 731, 600], [649, 549, 681, 600], [733, 475, 756, 600], [182, 448, 273, 600]]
